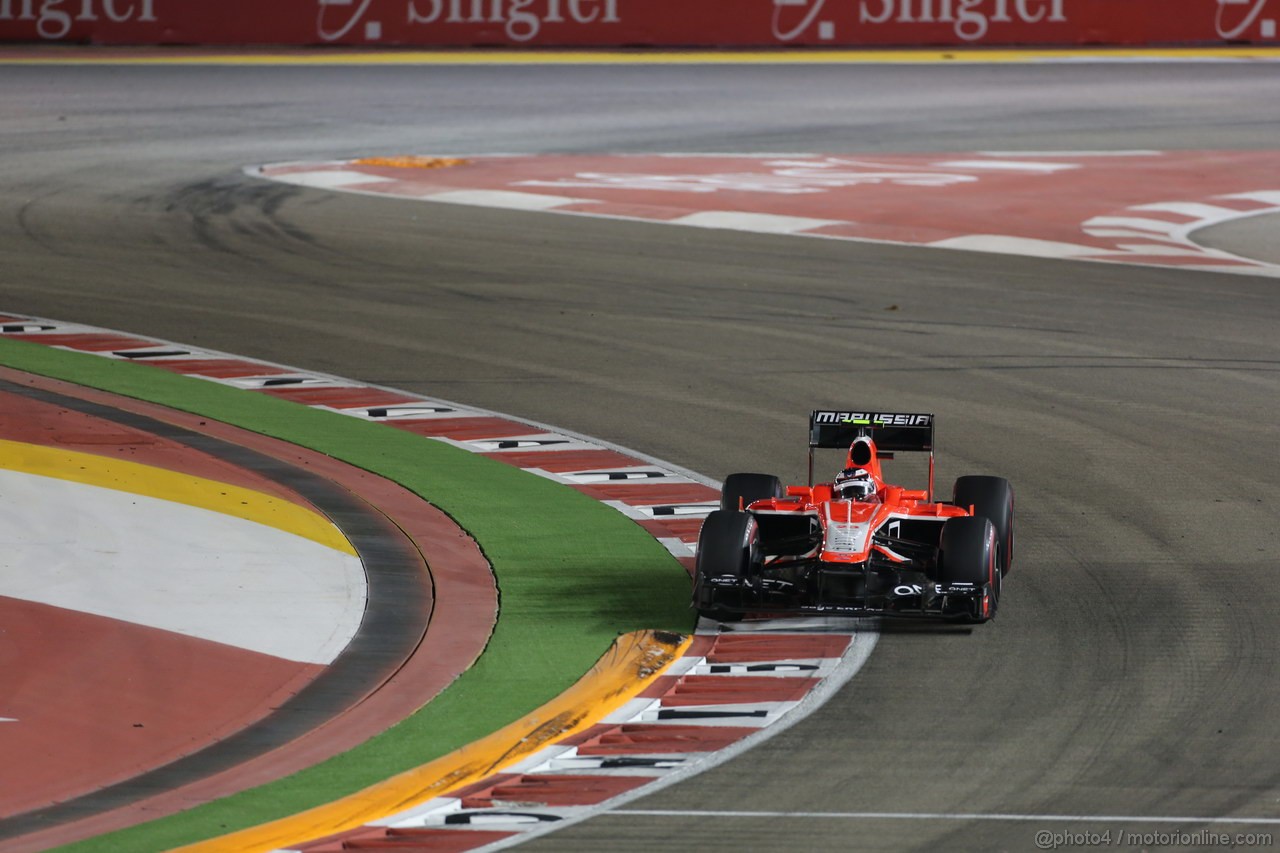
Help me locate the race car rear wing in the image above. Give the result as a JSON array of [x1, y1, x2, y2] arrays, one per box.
[[808, 410, 935, 498]]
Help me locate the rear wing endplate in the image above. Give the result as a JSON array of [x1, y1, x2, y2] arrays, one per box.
[[808, 410, 936, 498]]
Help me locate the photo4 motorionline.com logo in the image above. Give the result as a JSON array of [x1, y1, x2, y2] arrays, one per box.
[[1034, 828, 1274, 850]]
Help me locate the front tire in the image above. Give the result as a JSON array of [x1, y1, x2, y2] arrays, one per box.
[[953, 475, 1015, 576], [693, 509, 761, 622], [938, 516, 999, 623]]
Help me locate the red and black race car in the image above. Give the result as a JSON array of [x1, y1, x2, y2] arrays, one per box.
[[693, 410, 1014, 624]]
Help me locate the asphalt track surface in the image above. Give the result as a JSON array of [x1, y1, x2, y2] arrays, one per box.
[[3, 61, 1280, 851]]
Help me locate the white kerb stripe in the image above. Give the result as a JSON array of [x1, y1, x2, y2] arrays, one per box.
[[976, 150, 1161, 157], [270, 170, 395, 189], [932, 159, 1079, 173], [926, 235, 1106, 259], [1129, 201, 1256, 218], [425, 189, 594, 210], [1081, 216, 1185, 235], [1221, 191, 1280, 205], [1111, 244, 1233, 257], [670, 211, 842, 234]]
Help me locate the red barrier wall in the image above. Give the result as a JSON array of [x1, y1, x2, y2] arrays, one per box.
[[0, 0, 1277, 47]]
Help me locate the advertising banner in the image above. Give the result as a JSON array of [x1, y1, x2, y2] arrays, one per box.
[[1, 0, 1276, 48]]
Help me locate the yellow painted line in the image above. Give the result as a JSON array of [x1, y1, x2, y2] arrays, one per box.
[[176, 629, 692, 853], [2, 47, 1279, 65], [0, 438, 356, 556]]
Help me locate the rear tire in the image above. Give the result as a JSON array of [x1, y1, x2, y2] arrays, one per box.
[[693, 510, 761, 622], [721, 473, 784, 512], [953, 475, 1015, 576], [938, 516, 999, 623]]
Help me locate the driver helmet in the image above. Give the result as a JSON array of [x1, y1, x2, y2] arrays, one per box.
[[834, 467, 877, 501]]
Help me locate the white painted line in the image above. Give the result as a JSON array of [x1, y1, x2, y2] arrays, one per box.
[[605, 500, 679, 520], [1221, 190, 1280, 204], [462, 434, 598, 452], [254, 159, 348, 172], [204, 373, 358, 390], [670, 211, 843, 234], [1081, 215, 1185, 235], [932, 159, 1078, 173], [633, 701, 797, 727], [316, 403, 461, 420], [691, 659, 838, 678], [554, 468, 689, 484], [654, 653, 705, 679], [96, 346, 212, 361], [541, 753, 687, 775], [425, 189, 594, 211], [1074, 228, 1186, 243], [413, 805, 591, 829], [366, 796, 465, 829], [1173, 264, 1280, 278], [1129, 201, 1256, 218], [926, 235, 1105, 259], [977, 150, 1161, 157], [524, 466, 695, 487], [600, 696, 663, 726], [0, 322, 57, 333], [1112, 243, 1241, 258], [632, 502, 719, 518], [607, 809, 1280, 826], [465, 437, 571, 450], [271, 170, 394, 189], [3, 321, 107, 335]]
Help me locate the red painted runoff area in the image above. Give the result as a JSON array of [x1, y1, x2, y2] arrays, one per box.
[[258, 151, 1280, 278]]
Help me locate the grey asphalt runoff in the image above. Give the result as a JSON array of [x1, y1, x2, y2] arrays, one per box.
[[2, 61, 1279, 852]]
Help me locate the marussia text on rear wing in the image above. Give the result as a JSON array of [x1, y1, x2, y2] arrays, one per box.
[[809, 410, 934, 452]]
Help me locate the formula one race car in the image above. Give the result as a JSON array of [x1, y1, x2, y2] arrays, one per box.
[[693, 410, 1014, 624]]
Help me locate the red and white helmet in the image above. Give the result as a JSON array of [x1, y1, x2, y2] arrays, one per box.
[[834, 467, 876, 501]]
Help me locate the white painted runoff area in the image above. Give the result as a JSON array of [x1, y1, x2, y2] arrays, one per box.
[[0, 469, 366, 664]]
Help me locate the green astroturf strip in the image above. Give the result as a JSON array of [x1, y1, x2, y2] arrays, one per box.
[[0, 337, 695, 852]]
